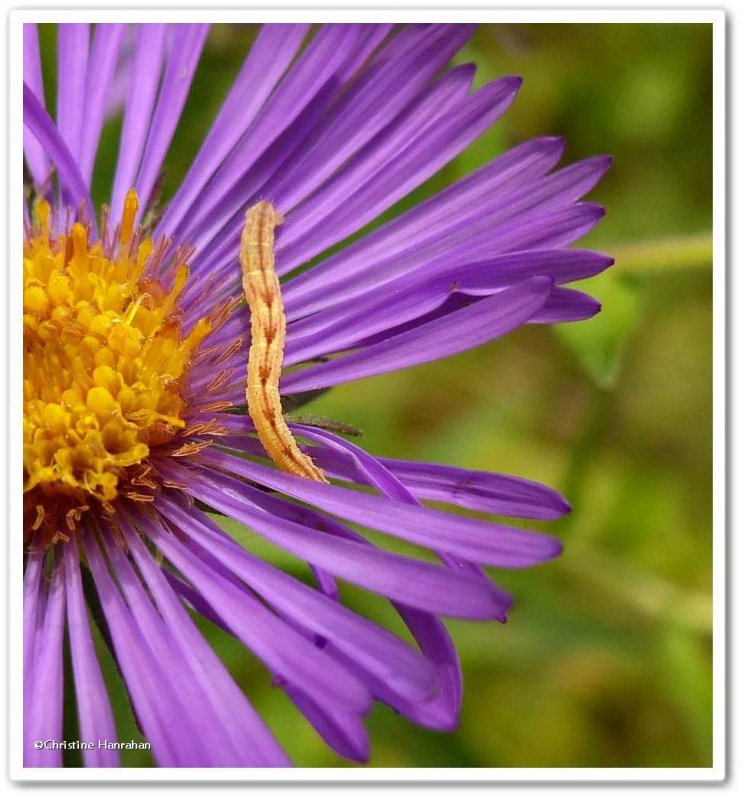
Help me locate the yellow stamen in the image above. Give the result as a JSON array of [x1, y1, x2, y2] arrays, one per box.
[[24, 191, 211, 545]]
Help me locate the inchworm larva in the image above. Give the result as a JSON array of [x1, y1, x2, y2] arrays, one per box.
[[240, 201, 328, 482]]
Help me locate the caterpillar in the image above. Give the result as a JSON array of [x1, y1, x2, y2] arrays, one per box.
[[239, 201, 328, 482]]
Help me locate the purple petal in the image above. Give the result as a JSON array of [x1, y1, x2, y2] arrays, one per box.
[[275, 74, 522, 273], [338, 22, 393, 79], [281, 276, 552, 392], [78, 24, 126, 185], [384, 607, 463, 729], [171, 24, 364, 248], [158, 511, 442, 740], [454, 250, 613, 292], [292, 426, 514, 617], [23, 552, 47, 761], [182, 76, 340, 276], [303, 593, 464, 731], [167, 461, 519, 616], [527, 286, 601, 323], [283, 684, 370, 762], [292, 424, 418, 504], [339, 23, 395, 78], [56, 24, 90, 162], [134, 24, 210, 217], [269, 25, 475, 212], [213, 414, 563, 521], [104, 528, 257, 766], [313, 453, 468, 730], [420, 155, 611, 253], [167, 466, 468, 732], [23, 24, 50, 187], [159, 531, 370, 762], [281, 136, 566, 317], [159, 557, 366, 762], [83, 529, 199, 766], [118, 517, 290, 766], [145, 511, 372, 716], [187, 430, 499, 730], [284, 250, 611, 366], [24, 553, 65, 767], [163, 570, 231, 630], [286, 204, 606, 352], [102, 26, 136, 118], [156, 494, 442, 700], [486, 202, 607, 251], [23, 83, 95, 225], [23, 551, 46, 684], [110, 24, 167, 220], [192, 451, 563, 568], [262, 474, 466, 730], [310, 563, 340, 601], [378, 457, 571, 520], [156, 24, 309, 239], [62, 543, 119, 767]]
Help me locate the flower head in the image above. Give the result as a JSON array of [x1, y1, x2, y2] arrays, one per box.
[[23, 23, 611, 767]]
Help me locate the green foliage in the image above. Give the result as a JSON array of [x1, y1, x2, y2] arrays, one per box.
[[555, 270, 642, 389]]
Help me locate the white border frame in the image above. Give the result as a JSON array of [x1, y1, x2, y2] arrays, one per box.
[[6, 5, 726, 784]]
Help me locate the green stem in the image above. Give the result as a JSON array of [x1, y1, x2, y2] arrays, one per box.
[[558, 387, 612, 528], [611, 233, 712, 274]]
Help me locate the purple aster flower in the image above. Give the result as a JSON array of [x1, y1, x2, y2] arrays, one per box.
[[23, 23, 612, 768]]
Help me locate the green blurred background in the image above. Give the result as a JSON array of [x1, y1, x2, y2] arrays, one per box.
[[42, 22, 714, 768]]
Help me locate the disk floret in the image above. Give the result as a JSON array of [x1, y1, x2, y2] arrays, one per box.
[[23, 190, 211, 545]]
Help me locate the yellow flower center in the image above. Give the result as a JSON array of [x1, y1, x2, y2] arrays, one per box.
[[24, 190, 211, 546]]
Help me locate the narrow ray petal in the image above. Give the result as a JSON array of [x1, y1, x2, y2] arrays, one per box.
[[56, 24, 90, 161], [192, 452, 563, 568], [24, 555, 65, 767], [63, 544, 119, 767], [23, 24, 50, 186], [78, 24, 125, 185], [134, 24, 210, 216], [282, 276, 552, 392], [23, 83, 95, 224], [110, 24, 167, 220]]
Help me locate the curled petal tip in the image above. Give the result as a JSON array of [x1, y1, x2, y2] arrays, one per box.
[[504, 74, 524, 93]]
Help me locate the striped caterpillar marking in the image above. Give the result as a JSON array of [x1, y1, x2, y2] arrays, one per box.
[[240, 201, 328, 482]]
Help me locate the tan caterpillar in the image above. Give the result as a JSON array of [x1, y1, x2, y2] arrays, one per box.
[[239, 201, 327, 482]]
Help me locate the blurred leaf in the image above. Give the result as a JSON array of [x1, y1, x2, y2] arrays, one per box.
[[657, 625, 714, 764], [554, 269, 641, 389]]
